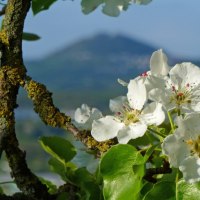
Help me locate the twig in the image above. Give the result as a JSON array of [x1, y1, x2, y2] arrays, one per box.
[[144, 160, 172, 183]]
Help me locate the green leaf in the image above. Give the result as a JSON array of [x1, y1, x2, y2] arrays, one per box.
[[69, 167, 101, 200], [100, 144, 145, 200], [134, 0, 152, 5], [48, 157, 77, 182], [48, 157, 67, 181], [143, 144, 159, 163], [102, 0, 131, 17], [56, 192, 69, 200], [177, 179, 200, 200], [143, 181, 175, 200], [0, 187, 3, 194], [39, 136, 76, 165], [39, 176, 57, 194], [128, 132, 159, 147], [22, 32, 40, 41], [81, 0, 103, 14], [32, 0, 57, 15]]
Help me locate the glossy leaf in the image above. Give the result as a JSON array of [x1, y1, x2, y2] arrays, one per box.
[[48, 158, 68, 181], [81, 0, 103, 14], [22, 32, 40, 41], [100, 144, 145, 200], [134, 0, 152, 5], [81, 0, 152, 17], [69, 167, 101, 200], [0, 187, 3, 194], [143, 181, 175, 200], [102, 0, 131, 17], [39, 136, 76, 165], [177, 179, 200, 200], [32, 0, 57, 15], [56, 192, 69, 200], [38, 176, 57, 194]]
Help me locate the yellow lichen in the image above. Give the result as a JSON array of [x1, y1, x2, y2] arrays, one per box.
[[0, 30, 9, 45], [24, 78, 71, 128]]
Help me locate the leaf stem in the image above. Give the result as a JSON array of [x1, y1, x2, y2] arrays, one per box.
[[0, 181, 15, 185], [175, 169, 179, 200], [167, 111, 175, 133], [147, 127, 165, 138]]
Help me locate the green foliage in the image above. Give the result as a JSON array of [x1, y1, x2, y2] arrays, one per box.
[[143, 179, 200, 200], [39, 136, 76, 165], [143, 181, 176, 200], [32, 0, 57, 15], [22, 32, 40, 41], [100, 144, 145, 200], [56, 192, 69, 200], [81, 0, 152, 16], [31, 0, 152, 16], [0, 186, 3, 194], [68, 167, 102, 200], [39, 177, 57, 194], [81, 0, 103, 14], [177, 180, 200, 200], [34, 125, 200, 199]]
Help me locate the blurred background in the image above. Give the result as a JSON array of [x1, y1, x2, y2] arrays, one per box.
[[1, 0, 200, 193]]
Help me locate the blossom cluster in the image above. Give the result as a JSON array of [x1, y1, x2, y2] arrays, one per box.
[[73, 49, 200, 183]]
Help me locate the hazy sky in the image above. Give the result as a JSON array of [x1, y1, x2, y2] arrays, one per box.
[[23, 0, 200, 60]]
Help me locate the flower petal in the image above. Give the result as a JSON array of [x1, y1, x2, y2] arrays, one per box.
[[174, 113, 200, 139], [140, 102, 165, 126], [109, 96, 128, 113], [179, 157, 200, 183], [117, 122, 147, 144], [74, 104, 102, 130], [74, 104, 91, 124], [170, 62, 200, 88], [91, 116, 124, 141], [149, 88, 175, 111], [150, 49, 170, 76], [127, 79, 147, 110], [162, 134, 190, 167]]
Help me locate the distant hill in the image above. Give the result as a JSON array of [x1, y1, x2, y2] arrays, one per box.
[[22, 34, 159, 110]]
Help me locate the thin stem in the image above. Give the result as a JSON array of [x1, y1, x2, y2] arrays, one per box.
[[146, 132, 154, 145], [0, 181, 15, 185], [147, 127, 165, 138], [175, 169, 179, 200], [167, 111, 175, 133]]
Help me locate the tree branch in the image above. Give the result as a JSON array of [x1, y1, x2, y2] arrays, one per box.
[[23, 76, 116, 156], [0, 0, 52, 199], [144, 160, 172, 183]]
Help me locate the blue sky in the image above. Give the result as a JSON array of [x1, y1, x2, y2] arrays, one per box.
[[23, 0, 200, 60]]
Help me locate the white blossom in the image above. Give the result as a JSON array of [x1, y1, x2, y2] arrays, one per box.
[[118, 49, 170, 93], [162, 113, 200, 183], [74, 104, 103, 130], [149, 62, 200, 112], [91, 79, 165, 144], [136, 49, 170, 93]]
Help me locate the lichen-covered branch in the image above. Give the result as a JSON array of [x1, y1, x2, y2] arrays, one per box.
[[144, 160, 172, 183], [24, 76, 71, 128], [0, 0, 52, 199], [0, 0, 115, 197], [23, 76, 116, 156], [1, 0, 30, 65]]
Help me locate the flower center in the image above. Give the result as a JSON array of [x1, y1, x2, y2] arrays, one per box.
[[170, 84, 192, 106], [116, 108, 140, 126], [123, 110, 140, 125], [185, 136, 200, 157], [140, 71, 148, 77]]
